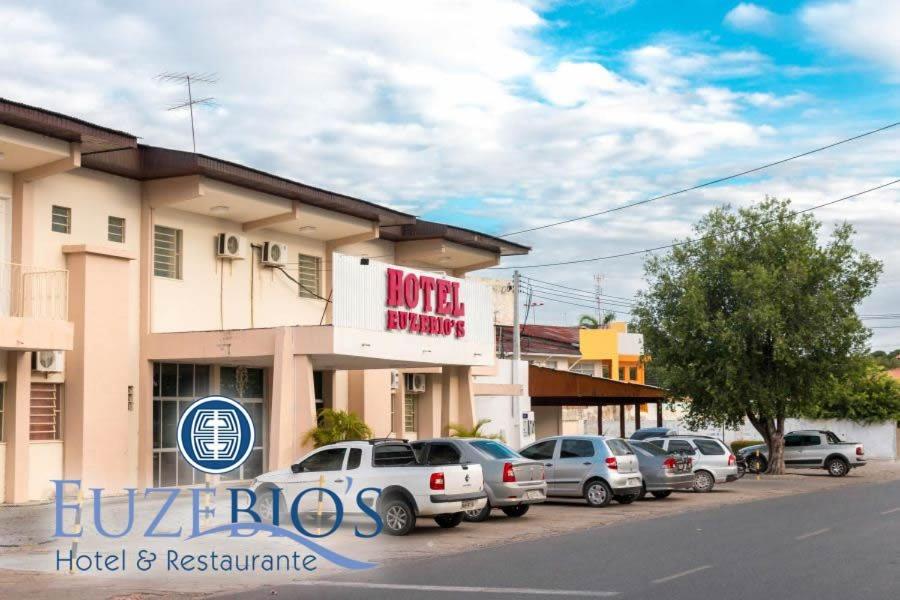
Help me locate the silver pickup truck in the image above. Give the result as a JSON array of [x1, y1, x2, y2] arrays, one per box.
[[737, 430, 866, 476]]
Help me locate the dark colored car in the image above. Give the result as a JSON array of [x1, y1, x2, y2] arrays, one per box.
[[630, 427, 676, 441]]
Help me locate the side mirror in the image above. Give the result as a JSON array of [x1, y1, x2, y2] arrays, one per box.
[[290, 463, 303, 474]]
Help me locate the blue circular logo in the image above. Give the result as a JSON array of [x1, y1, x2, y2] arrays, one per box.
[[177, 395, 255, 474]]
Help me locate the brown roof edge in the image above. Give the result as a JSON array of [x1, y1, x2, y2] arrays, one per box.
[[0, 97, 137, 153], [380, 219, 531, 256], [529, 364, 667, 400]]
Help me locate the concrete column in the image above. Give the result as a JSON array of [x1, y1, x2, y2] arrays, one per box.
[[347, 369, 393, 438], [440, 366, 459, 435], [294, 354, 318, 457], [597, 404, 603, 435], [656, 402, 663, 427], [456, 366, 476, 430], [634, 403, 641, 431], [269, 328, 295, 470], [330, 370, 349, 412], [391, 373, 405, 438], [619, 404, 625, 437], [417, 374, 442, 438], [4, 351, 31, 503]]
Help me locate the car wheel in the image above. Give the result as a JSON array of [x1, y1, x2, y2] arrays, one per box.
[[434, 512, 465, 528], [748, 455, 767, 474], [651, 490, 672, 499], [826, 457, 849, 477], [463, 501, 491, 522], [501, 504, 530, 518], [614, 493, 638, 505], [256, 488, 283, 524], [584, 480, 613, 507], [693, 470, 715, 492], [381, 499, 416, 536]]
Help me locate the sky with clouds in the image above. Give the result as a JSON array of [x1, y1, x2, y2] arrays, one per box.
[[2, 0, 898, 348]]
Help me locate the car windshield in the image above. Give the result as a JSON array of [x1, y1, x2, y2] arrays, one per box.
[[471, 440, 520, 459], [631, 441, 668, 456]]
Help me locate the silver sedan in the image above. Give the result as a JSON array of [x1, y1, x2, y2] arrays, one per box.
[[627, 440, 695, 499]]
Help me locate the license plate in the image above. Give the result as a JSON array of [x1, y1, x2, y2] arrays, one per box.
[[461, 500, 476, 510], [525, 490, 543, 500]]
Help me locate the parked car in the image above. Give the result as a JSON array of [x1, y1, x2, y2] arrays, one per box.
[[410, 438, 546, 522], [519, 436, 642, 507], [250, 439, 487, 535], [736, 430, 866, 477], [626, 440, 694, 499], [646, 435, 738, 492], [630, 427, 676, 441]]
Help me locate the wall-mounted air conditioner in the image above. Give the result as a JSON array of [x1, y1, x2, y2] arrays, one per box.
[[33, 350, 64, 373], [404, 373, 426, 393], [390, 370, 401, 390], [261, 241, 288, 267], [216, 232, 246, 259]]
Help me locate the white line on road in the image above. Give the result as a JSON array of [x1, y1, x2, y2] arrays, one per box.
[[795, 528, 831, 540], [291, 581, 619, 597], [651, 565, 712, 584], [881, 507, 900, 515]]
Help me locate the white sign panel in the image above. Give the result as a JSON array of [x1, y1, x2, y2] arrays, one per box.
[[331, 253, 494, 365]]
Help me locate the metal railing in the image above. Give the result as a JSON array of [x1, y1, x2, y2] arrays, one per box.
[[0, 261, 69, 320]]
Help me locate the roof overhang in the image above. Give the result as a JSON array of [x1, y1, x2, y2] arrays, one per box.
[[529, 364, 667, 405], [381, 219, 530, 256]]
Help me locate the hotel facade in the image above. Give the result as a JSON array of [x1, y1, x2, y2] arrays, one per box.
[[0, 99, 530, 504]]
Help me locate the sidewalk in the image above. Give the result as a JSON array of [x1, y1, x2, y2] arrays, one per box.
[[2, 461, 899, 599]]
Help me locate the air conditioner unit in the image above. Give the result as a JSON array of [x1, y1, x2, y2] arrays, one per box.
[[261, 241, 288, 267], [390, 370, 401, 390], [33, 350, 64, 373], [216, 232, 246, 259], [404, 373, 426, 393]]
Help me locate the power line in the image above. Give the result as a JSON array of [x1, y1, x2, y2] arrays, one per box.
[[490, 178, 900, 270], [522, 275, 636, 302], [500, 120, 900, 237]]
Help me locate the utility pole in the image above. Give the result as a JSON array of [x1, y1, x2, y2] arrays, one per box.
[[594, 273, 603, 324], [512, 271, 521, 442]]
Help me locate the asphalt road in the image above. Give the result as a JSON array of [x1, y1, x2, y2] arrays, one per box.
[[216, 477, 900, 600]]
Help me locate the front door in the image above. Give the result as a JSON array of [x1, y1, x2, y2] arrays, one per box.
[[285, 447, 348, 515], [554, 438, 597, 495]]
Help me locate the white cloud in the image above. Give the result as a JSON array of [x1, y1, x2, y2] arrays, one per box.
[[724, 3, 777, 34], [802, 0, 900, 79]]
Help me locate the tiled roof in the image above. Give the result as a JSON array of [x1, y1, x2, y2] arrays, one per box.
[[496, 325, 581, 356]]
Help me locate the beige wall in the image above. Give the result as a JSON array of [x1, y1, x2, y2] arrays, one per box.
[[534, 405, 561, 438], [0, 443, 5, 501], [150, 206, 335, 333], [28, 441, 62, 501]]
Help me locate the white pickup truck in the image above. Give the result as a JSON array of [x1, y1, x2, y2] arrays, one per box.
[[250, 439, 487, 535]]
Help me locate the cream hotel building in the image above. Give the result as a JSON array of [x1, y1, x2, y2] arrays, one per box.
[[0, 98, 530, 504]]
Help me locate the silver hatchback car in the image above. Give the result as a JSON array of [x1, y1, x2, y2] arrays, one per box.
[[411, 438, 547, 521], [647, 435, 738, 492], [520, 436, 643, 507]]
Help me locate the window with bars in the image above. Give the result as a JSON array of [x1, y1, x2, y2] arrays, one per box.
[[154, 225, 182, 279], [404, 393, 418, 433], [30, 383, 62, 440], [108, 216, 126, 243], [51, 205, 71, 234], [297, 254, 321, 298], [569, 362, 595, 376]]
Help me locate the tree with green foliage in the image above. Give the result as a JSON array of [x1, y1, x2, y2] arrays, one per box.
[[303, 409, 372, 448], [448, 418, 503, 440], [633, 198, 881, 474], [806, 357, 900, 423]]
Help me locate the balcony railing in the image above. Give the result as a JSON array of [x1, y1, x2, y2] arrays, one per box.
[[0, 261, 69, 320]]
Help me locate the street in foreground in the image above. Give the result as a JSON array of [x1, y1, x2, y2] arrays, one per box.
[[219, 477, 900, 600]]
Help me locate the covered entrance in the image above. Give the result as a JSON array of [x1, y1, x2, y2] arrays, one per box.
[[528, 365, 669, 438]]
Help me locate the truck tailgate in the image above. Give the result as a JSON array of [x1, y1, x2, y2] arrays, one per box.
[[437, 463, 483, 496]]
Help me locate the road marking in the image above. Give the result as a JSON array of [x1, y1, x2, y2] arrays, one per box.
[[795, 528, 831, 540], [651, 565, 712, 584], [291, 581, 619, 597], [880, 507, 900, 515]]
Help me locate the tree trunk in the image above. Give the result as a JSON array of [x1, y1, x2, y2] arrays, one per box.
[[766, 429, 785, 474]]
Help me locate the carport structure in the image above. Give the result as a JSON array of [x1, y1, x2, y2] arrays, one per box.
[[528, 364, 669, 437]]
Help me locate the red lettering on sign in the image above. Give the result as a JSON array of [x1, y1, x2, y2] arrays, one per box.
[[403, 273, 419, 309], [386, 268, 404, 307], [386, 310, 399, 330], [420, 276, 436, 312], [450, 281, 465, 317], [384, 267, 467, 339]]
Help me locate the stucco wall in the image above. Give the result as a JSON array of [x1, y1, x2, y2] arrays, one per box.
[[151, 206, 333, 333], [473, 359, 532, 449], [0, 443, 5, 501], [28, 441, 62, 500]]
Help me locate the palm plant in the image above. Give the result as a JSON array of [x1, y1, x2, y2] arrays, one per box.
[[303, 409, 372, 448], [578, 312, 616, 329], [447, 418, 503, 440]]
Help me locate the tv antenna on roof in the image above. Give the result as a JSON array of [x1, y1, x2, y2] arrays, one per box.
[[157, 72, 218, 152]]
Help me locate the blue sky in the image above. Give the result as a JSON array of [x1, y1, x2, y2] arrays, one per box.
[[2, 0, 898, 346]]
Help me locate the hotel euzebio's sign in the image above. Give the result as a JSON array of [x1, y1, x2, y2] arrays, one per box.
[[385, 267, 466, 338]]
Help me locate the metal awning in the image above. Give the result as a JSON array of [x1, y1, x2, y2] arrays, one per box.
[[529, 364, 667, 405]]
